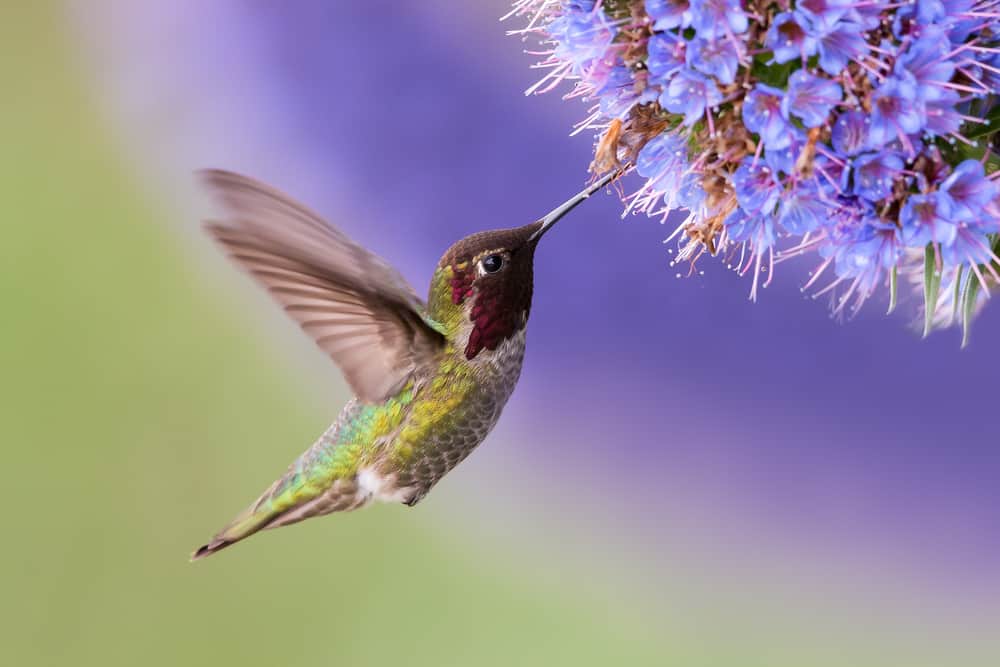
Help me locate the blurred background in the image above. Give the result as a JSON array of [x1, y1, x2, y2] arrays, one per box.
[[3, 2, 999, 665]]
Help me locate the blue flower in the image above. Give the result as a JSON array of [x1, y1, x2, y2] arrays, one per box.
[[597, 66, 657, 118], [825, 217, 904, 291], [815, 21, 870, 76], [761, 128, 809, 176], [766, 12, 818, 64], [645, 31, 687, 83], [725, 209, 776, 251], [743, 84, 794, 149], [971, 51, 1000, 91], [892, 0, 947, 36], [915, 0, 947, 23], [852, 152, 904, 202], [940, 160, 999, 222], [782, 70, 842, 128], [548, 2, 617, 78], [894, 30, 955, 103], [899, 192, 958, 247], [509, 0, 1000, 330], [687, 36, 742, 85], [732, 157, 781, 215], [851, 3, 885, 31], [676, 172, 707, 210], [635, 132, 689, 187], [688, 0, 748, 41], [779, 184, 829, 234], [661, 70, 721, 126], [645, 0, 692, 31], [942, 216, 1000, 268], [797, 0, 852, 33], [923, 91, 963, 137], [868, 74, 925, 148], [940, 0, 980, 42], [831, 110, 869, 156]]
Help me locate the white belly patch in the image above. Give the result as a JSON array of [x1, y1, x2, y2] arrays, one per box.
[[357, 467, 413, 504]]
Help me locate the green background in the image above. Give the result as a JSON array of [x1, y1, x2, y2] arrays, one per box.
[[0, 6, 666, 665], [3, 5, 997, 666]]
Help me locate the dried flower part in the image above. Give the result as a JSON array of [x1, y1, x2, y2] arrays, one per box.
[[591, 118, 625, 173], [505, 0, 1000, 341]]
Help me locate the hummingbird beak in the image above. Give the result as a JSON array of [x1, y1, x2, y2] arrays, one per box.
[[527, 168, 623, 244]]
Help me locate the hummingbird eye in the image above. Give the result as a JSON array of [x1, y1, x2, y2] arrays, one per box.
[[480, 254, 505, 274]]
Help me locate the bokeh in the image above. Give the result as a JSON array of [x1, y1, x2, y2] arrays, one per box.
[[3, 2, 998, 665]]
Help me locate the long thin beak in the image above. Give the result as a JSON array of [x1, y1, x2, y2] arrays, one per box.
[[528, 168, 623, 243]]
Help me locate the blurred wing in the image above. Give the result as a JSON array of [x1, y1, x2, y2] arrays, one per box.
[[201, 169, 444, 403]]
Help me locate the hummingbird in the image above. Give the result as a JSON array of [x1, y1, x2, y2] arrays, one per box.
[[191, 168, 617, 560]]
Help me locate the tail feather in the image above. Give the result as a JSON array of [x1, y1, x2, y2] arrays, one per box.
[[190, 474, 368, 561], [190, 505, 279, 561], [191, 537, 237, 561]]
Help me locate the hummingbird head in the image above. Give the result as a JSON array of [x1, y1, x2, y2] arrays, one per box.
[[428, 171, 618, 360]]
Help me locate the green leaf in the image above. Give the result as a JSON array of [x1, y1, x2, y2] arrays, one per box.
[[962, 104, 1000, 140], [751, 55, 796, 88], [961, 270, 982, 348], [953, 142, 1000, 175], [887, 266, 898, 315], [951, 264, 964, 325], [922, 244, 942, 338]]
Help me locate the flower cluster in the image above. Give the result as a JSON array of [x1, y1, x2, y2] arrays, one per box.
[[505, 0, 1000, 342]]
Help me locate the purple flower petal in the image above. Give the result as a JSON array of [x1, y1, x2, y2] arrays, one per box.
[[636, 132, 689, 186], [831, 110, 869, 156], [782, 70, 843, 128], [661, 70, 721, 126], [852, 152, 904, 202], [743, 84, 794, 150], [733, 157, 781, 215], [900, 192, 958, 247], [725, 208, 776, 251], [645, 0, 692, 30], [797, 0, 853, 33], [923, 91, 964, 137], [646, 31, 687, 83], [766, 12, 818, 64], [687, 36, 742, 85], [868, 74, 926, 148], [779, 184, 829, 234], [940, 160, 999, 222], [894, 28, 956, 103], [689, 0, 748, 40], [824, 217, 904, 292], [816, 21, 870, 76]]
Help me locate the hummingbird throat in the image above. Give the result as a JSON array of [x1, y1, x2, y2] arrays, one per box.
[[449, 262, 531, 361]]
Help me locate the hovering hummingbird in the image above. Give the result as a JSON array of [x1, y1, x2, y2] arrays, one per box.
[[191, 169, 616, 560]]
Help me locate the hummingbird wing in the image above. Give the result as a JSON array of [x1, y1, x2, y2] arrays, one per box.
[[201, 169, 445, 404]]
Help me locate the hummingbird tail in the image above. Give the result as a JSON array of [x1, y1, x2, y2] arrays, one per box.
[[191, 419, 377, 562], [190, 504, 278, 561], [191, 466, 370, 561], [191, 537, 236, 560]]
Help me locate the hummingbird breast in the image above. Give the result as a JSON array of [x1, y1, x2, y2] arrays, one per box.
[[260, 329, 527, 527], [375, 328, 528, 504]]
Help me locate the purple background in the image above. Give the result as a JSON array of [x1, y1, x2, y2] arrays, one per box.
[[74, 0, 1000, 599]]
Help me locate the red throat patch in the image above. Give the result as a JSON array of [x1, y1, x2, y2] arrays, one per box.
[[450, 264, 474, 306], [450, 258, 533, 360], [465, 293, 523, 360]]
